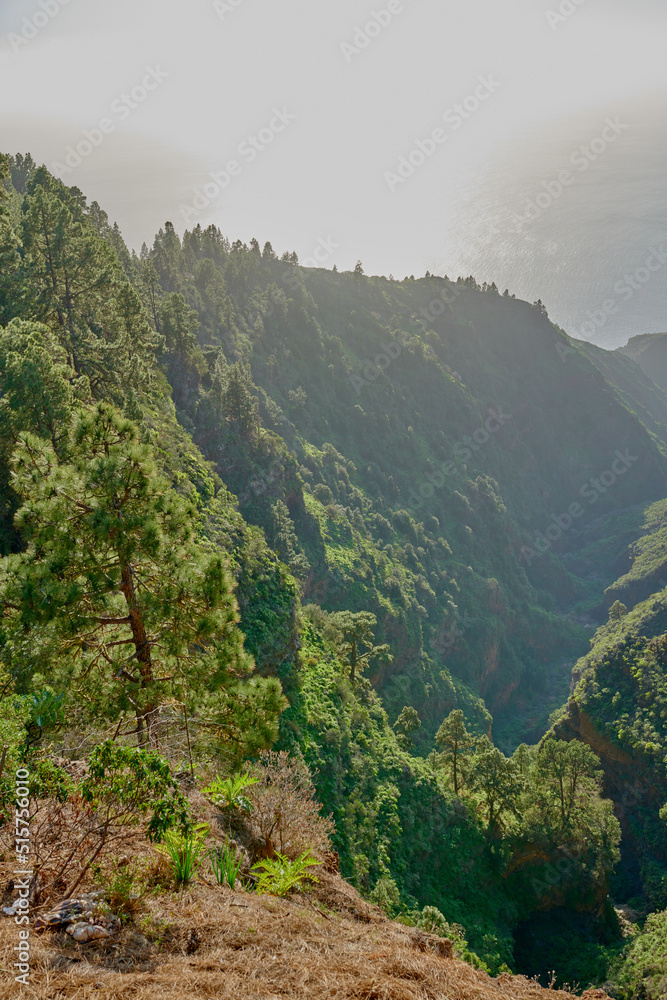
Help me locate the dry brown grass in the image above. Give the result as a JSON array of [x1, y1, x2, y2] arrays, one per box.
[[0, 869, 609, 1000]]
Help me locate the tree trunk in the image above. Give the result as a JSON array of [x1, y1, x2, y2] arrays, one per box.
[[120, 561, 157, 747]]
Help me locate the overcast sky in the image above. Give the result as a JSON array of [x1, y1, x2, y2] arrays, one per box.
[[1, 0, 666, 332]]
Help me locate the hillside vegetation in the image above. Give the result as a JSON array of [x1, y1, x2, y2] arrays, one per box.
[[2, 153, 667, 995]]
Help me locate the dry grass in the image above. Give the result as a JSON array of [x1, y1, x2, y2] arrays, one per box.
[[0, 869, 609, 1000]]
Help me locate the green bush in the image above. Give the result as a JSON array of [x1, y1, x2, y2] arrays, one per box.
[[615, 910, 667, 999], [251, 852, 319, 897], [156, 824, 209, 886], [202, 772, 258, 813], [210, 842, 243, 888]]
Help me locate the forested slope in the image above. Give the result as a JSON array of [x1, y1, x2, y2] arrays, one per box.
[[3, 153, 667, 992]]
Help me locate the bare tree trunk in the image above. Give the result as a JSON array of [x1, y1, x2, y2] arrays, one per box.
[[120, 561, 157, 748]]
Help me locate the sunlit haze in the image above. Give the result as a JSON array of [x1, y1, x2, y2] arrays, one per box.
[[2, 0, 666, 345]]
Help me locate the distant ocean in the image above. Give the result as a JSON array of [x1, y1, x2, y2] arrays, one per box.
[[433, 100, 667, 350]]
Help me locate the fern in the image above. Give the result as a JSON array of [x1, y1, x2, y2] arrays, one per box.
[[251, 852, 319, 897], [202, 772, 258, 813]]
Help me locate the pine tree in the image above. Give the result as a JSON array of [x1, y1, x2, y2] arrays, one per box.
[[7, 153, 36, 194], [0, 155, 21, 326], [0, 318, 80, 453], [160, 292, 200, 362], [19, 169, 159, 400], [159, 292, 205, 406], [140, 258, 162, 331], [1, 404, 284, 749], [435, 709, 476, 794], [393, 706, 421, 750], [222, 362, 257, 434], [270, 500, 310, 581], [151, 221, 183, 292], [531, 739, 604, 834], [468, 737, 524, 834], [329, 610, 391, 684]]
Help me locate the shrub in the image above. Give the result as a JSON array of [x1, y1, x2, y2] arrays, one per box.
[[29, 741, 192, 899], [614, 909, 667, 999], [248, 750, 334, 860], [313, 483, 334, 505], [156, 824, 209, 886], [98, 858, 149, 923], [369, 875, 401, 915], [202, 771, 258, 813], [210, 842, 243, 888], [418, 906, 465, 952], [251, 851, 319, 897]]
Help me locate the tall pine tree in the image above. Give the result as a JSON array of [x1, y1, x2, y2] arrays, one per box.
[[1, 403, 285, 751]]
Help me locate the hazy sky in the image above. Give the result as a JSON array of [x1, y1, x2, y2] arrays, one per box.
[[1, 0, 666, 343]]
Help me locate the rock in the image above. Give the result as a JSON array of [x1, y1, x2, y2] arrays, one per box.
[[67, 922, 111, 942], [36, 893, 118, 935]]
